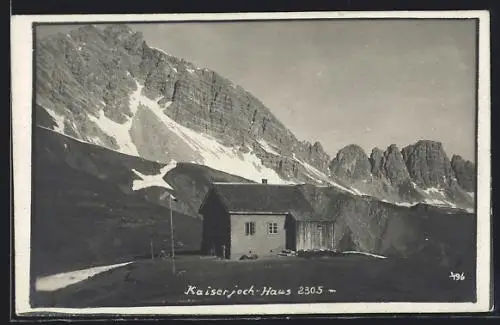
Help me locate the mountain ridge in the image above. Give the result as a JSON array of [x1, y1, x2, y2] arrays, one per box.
[[35, 23, 476, 210]]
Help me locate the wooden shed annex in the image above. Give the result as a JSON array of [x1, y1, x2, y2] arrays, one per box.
[[198, 182, 336, 260]]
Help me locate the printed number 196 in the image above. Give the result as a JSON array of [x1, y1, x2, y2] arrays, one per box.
[[449, 272, 465, 281]]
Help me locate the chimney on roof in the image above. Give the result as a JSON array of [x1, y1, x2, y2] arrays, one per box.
[[262, 179, 268, 184]]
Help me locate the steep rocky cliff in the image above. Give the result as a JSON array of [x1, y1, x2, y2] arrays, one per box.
[[402, 140, 455, 188], [36, 24, 332, 186], [451, 154, 476, 192], [328, 141, 475, 210], [35, 23, 476, 210]]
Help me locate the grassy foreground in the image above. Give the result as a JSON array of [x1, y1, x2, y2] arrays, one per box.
[[32, 254, 476, 308]]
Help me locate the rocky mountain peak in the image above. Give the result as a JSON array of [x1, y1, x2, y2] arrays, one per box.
[[369, 147, 385, 177], [450, 155, 475, 192], [69, 25, 103, 40], [312, 141, 324, 151], [35, 24, 337, 186], [103, 25, 145, 55], [302, 141, 330, 171], [382, 144, 410, 185], [103, 24, 134, 36], [329, 144, 371, 181], [401, 140, 454, 188]]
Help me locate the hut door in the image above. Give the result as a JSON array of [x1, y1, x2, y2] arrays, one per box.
[[317, 224, 323, 249]]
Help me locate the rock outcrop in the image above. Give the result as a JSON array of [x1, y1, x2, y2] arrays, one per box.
[[451, 155, 476, 192], [369, 147, 385, 177], [401, 140, 455, 188], [382, 144, 411, 185], [329, 144, 372, 181], [327, 141, 474, 210]]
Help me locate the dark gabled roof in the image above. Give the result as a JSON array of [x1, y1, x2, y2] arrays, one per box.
[[200, 182, 328, 222]]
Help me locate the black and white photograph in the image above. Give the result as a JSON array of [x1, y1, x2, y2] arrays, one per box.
[[12, 11, 491, 315]]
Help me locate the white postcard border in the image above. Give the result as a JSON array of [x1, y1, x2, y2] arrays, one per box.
[[11, 10, 491, 315]]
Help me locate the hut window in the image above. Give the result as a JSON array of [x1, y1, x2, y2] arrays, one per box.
[[245, 222, 256, 236], [268, 222, 278, 234], [317, 225, 323, 231]]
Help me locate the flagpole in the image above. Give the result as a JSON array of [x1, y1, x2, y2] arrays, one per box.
[[169, 194, 176, 275]]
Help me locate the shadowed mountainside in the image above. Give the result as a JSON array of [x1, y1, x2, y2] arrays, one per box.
[[32, 126, 253, 277], [33, 127, 476, 279]]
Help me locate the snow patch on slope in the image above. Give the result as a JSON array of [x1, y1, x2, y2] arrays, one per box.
[[89, 135, 105, 147], [87, 81, 144, 156], [424, 198, 457, 208], [416, 185, 458, 209], [43, 107, 66, 133], [346, 186, 366, 196], [88, 110, 139, 156], [393, 201, 417, 207], [37, 125, 112, 152], [380, 199, 417, 207], [131, 160, 177, 191], [257, 139, 280, 156], [423, 187, 445, 195], [132, 83, 292, 185], [342, 251, 387, 259], [291, 153, 363, 196]]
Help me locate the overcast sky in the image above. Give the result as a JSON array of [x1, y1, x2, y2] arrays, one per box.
[[37, 19, 477, 161]]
